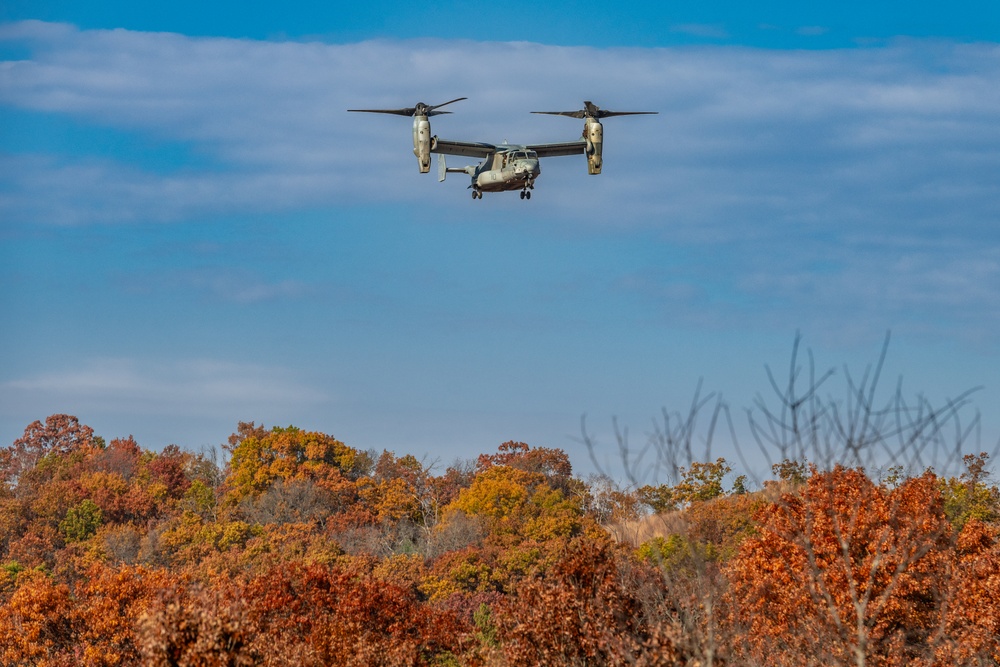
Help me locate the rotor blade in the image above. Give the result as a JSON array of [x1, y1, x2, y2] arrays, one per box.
[[347, 107, 416, 116], [349, 98, 467, 117], [532, 101, 657, 119], [584, 101, 657, 118], [595, 111, 658, 117], [531, 111, 587, 119], [532, 110, 658, 118], [427, 97, 467, 112]]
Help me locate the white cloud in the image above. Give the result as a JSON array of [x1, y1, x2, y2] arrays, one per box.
[[796, 26, 829, 37], [1, 358, 330, 418], [671, 24, 730, 39], [174, 269, 312, 304]]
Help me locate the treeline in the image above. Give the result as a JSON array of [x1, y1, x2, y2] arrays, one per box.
[[1, 413, 998, 666]]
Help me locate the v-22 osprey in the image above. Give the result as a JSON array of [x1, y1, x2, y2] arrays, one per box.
[[348, 98, 656, 200]]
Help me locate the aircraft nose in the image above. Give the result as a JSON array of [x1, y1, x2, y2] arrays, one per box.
[[516, 159, 540, 180]]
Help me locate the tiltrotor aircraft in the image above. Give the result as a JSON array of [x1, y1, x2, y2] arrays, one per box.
[[348, 98, 656, 200]]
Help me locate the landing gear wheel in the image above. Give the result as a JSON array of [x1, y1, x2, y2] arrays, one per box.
[[519, 191, 525, 200], [472, 190, 482, 200], [525, 191, 531, 199]]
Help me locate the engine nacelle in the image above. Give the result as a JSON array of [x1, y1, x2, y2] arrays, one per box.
[[584, 118, 603, 175], [412, 116, 432, 173]]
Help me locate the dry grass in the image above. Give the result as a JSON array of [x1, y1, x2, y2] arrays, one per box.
[[604, 480, 798, 547], [605, 510, 688, 547]]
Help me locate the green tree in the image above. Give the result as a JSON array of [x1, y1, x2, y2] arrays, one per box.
[[673, 458, 731, 504], [941, 452, 1000, 529], [60, 499, 103, 542]]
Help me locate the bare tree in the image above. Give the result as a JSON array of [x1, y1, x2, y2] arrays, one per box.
[[581, 333, 998, 667]]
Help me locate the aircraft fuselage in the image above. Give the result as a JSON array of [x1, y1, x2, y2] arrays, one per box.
[[472, 150, 540, 193]]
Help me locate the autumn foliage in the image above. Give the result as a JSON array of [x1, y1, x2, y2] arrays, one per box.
[[1, 414, 998, 666], [727, 467, 999, 666]]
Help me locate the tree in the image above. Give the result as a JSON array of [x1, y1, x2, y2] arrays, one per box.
[[477, 441, 572, 478], [74, 564, 172, 666], [223, 425, 367, 507], [1, 415, 96, 490], [148, 444, 193, 499], [236, 563, 469, 666], [138, 582, 255, 667], [727, 467, 966, 667], [475, 441, 580, 501], [494, 539, 683, 667], [446, 464, 585, 543], [672, 458, 732, 504], [940, 452, 1000, 529], [0, 569, 74, 666], [582, 335, 993, 667], [59, 499, 103, 542], [935, 519, 1000, 665]]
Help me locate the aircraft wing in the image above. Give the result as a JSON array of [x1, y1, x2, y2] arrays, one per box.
[[526, 140, 588, 158], [431, 138, 496, 158]]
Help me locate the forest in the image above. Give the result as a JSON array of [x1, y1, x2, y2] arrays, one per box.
[[2, 349, 999, 666]]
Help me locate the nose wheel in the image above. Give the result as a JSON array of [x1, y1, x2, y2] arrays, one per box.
[[472, 188, 482, 199], [520, 178, 535, 200]]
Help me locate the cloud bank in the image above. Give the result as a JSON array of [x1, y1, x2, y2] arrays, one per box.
[[1, 357, 329, 416], [2, 22, 998, 233]]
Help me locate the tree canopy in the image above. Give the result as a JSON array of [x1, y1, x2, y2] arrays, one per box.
[[0, 414, 997, 667]]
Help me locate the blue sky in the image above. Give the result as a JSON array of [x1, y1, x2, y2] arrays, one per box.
[[1, 2, 998, 481]]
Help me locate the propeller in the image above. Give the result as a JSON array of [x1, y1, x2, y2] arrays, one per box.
[[531, 100, 657, 119], [348, 97, 467, 117]]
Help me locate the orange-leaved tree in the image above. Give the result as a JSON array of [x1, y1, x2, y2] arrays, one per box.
[[241, 562, 470, 666], [726, 466, 980, 667], [494, 538, 685, 667], [0, 568, 75, 666]]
